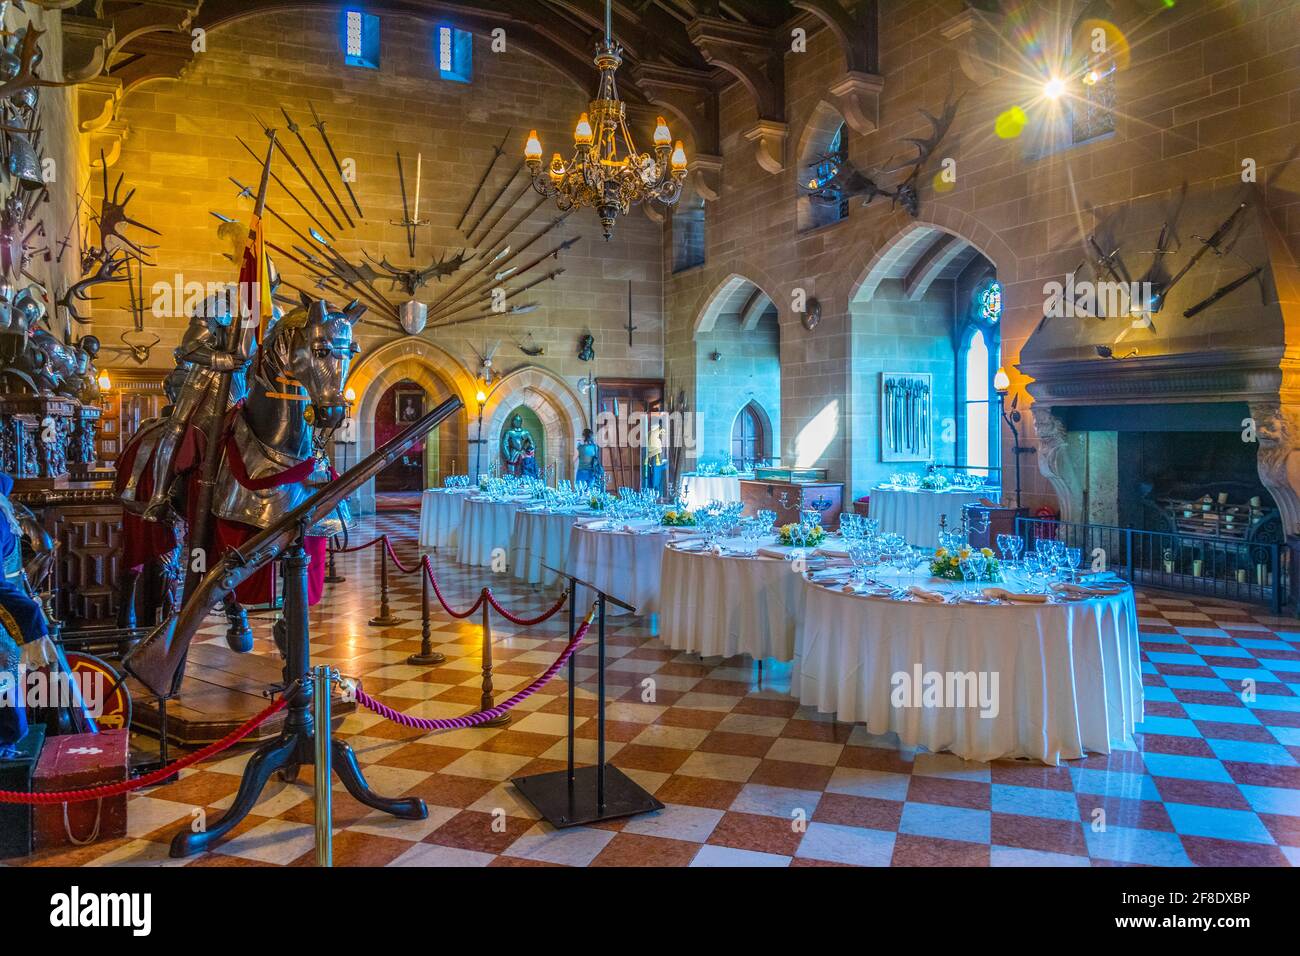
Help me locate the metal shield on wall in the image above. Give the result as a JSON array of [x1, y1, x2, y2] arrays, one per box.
[[400, 300, 427, 335]]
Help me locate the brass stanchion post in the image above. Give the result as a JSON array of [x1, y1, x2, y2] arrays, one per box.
[[368, 535, 401, 626], [312, 663, 333, 867], [408, 557, 446, 666], [324, 541, 345, 584], [478, 588, 510, 727]]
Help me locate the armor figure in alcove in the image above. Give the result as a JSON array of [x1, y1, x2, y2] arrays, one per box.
[[500, 414, 532, 477], [140, 287, 262, 522]]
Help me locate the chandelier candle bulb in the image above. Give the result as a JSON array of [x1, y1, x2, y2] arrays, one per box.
[[525, 130, 543, 163], [575, 113, 594, 147], [671, 142, 687, 173], [653, 117, 671, 148]]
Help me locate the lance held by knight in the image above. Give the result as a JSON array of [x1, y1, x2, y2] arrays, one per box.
[[139, 244, 281, 523]]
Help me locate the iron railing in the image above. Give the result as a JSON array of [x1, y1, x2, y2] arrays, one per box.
[[1015, 516, 1290, 614]]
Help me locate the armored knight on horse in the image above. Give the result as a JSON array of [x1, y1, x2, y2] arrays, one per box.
[[115, 288, 360, 665]]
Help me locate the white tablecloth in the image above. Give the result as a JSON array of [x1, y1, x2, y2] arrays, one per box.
[[419, 488, 471, 549], [659, 538, 805, 661], [679, 474, 743, 511], [511, 508, 591, 587], [794, 574, 1143, 764], [565, 520, 670, 616], [871, 487, 993, 549], [457, 497, 528, 567]]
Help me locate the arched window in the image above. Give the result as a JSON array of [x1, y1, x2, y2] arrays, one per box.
[[960, 278, 1001, 476], [963, 329, 991, 473], [731, 402, 767, 469]]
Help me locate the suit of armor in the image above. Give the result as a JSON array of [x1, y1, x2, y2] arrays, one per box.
[[142, 289, 259, 522]]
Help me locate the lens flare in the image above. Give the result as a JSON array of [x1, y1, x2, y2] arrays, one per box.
[[995, 106, 1028, 139]]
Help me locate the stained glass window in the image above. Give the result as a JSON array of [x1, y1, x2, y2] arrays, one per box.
[[978, 280, 1002, 325]]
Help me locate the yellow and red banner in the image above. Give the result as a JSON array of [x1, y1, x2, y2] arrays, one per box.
[[238, 214, 274, 344]]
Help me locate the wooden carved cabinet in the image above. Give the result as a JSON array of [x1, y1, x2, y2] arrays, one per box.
[[15, 485, 124, 628]]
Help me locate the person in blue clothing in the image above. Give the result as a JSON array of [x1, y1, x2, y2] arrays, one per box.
[[0, 472, 33, 749]]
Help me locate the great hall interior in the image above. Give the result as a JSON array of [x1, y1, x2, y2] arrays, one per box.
[[0, 0, 1297, 886]]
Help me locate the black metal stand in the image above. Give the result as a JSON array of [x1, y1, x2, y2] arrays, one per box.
[[168, 525, 427, 858], [511, 579, 663, 827]]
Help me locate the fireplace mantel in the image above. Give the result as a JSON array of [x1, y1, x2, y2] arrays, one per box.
[[1020, 346, 1287, 408]]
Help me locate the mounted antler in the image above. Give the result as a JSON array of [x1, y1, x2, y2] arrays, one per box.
[[0, 26, 101, 101]]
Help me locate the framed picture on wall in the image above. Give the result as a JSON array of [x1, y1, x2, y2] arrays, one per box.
[[395, 386, 424, 424], [881, 372, 932, 462]]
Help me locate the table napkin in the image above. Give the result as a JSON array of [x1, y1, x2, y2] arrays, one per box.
[[907, 585, 948, 604], [982, 587, 1048, 604], [756, 547, 789, 561], [1051, 581, 1124, 597]]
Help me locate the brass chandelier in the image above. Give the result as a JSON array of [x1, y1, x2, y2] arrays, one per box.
[[524, 0, 688, 241]]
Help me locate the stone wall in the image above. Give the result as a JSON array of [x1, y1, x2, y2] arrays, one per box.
[[76, 7, 663, 501], [664, 0, 1300, 509]]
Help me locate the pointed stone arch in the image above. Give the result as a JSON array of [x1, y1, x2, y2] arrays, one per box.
[[345, 337, 478, 512], [481, 365, 587, 481]]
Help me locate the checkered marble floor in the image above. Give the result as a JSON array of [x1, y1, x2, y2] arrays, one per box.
[[14, 510, 1300, 867]]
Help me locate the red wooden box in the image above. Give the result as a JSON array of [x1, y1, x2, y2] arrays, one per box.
[[33, 729, 129, 850]]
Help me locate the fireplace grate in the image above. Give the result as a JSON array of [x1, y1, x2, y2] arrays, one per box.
[[1015, 517, 1290, 614]]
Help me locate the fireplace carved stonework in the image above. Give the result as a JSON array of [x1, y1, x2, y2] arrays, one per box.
[[1249, 401, 1300, 536]]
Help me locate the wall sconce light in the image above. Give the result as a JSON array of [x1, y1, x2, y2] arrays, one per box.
[[710, 350, 722, 362]]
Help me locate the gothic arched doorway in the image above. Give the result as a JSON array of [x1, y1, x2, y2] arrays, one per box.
[[374, 379, 437, 505]]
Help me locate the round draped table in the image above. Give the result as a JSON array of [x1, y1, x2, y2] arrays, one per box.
[[679, 474, 743, 511], [565, 519, 670, 616], [793, 573, 1143, 765], [456, 497, 529, 567], [419, 488, 471, 549], [659, 537, 805, 661], [511, 507, 592, 587], [870, 486, 994, 549]]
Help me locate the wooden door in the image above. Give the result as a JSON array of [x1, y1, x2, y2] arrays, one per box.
[[595, 378, 664, 493]]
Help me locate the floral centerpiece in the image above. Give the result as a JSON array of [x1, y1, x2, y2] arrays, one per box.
[[478, 475, 490, 490], [919, 472, 950, 491], [661, 509, 696, 527], [588, 494, 608, 511], [778, 523, 826, 547], [930, 546, 1001, 581], [718, 463, 739, 476]]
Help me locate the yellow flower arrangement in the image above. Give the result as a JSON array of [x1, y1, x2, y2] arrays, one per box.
[[661, 510, 696, 527], [778, 523, 826, 547], [930, 546, 1002, 581]]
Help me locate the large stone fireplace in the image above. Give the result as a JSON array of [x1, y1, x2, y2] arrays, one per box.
[[1017, 185, 1300, 600]]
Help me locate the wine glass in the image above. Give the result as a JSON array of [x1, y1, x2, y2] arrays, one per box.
[[1066, 546, 1082, 583], [967, 552, 987, 597], [996, 533, 1015, 565], [958, 553, 976, 596]]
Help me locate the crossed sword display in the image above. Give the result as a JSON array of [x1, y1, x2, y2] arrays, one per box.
[[219, 110, 568, 333]]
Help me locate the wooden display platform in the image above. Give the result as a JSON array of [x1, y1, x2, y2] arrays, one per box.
[[127, 643, 355, 748]]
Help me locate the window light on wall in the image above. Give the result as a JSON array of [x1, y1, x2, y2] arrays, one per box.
[[343, 10, 380, 69], [436, 25, 472, 83]]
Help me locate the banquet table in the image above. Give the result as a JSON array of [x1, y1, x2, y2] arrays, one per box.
[[419, 488, 471, 549], [511, 507, 591, 587], [793, 572, 1143, 764], [679, 473, 744, 511], [659, 537, 806, 662], [870, 486, 995, 549], [565, 519, 670, 617], [456, 496, 530, 567]]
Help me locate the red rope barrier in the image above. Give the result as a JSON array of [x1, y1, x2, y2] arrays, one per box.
[[485, 587, 568, 626], [353, 610, 594, 731], [331, 535, 385, 555], [422, 556, 487, 619], [0, 696, 289, 805], [382, 535, 420, 574]]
